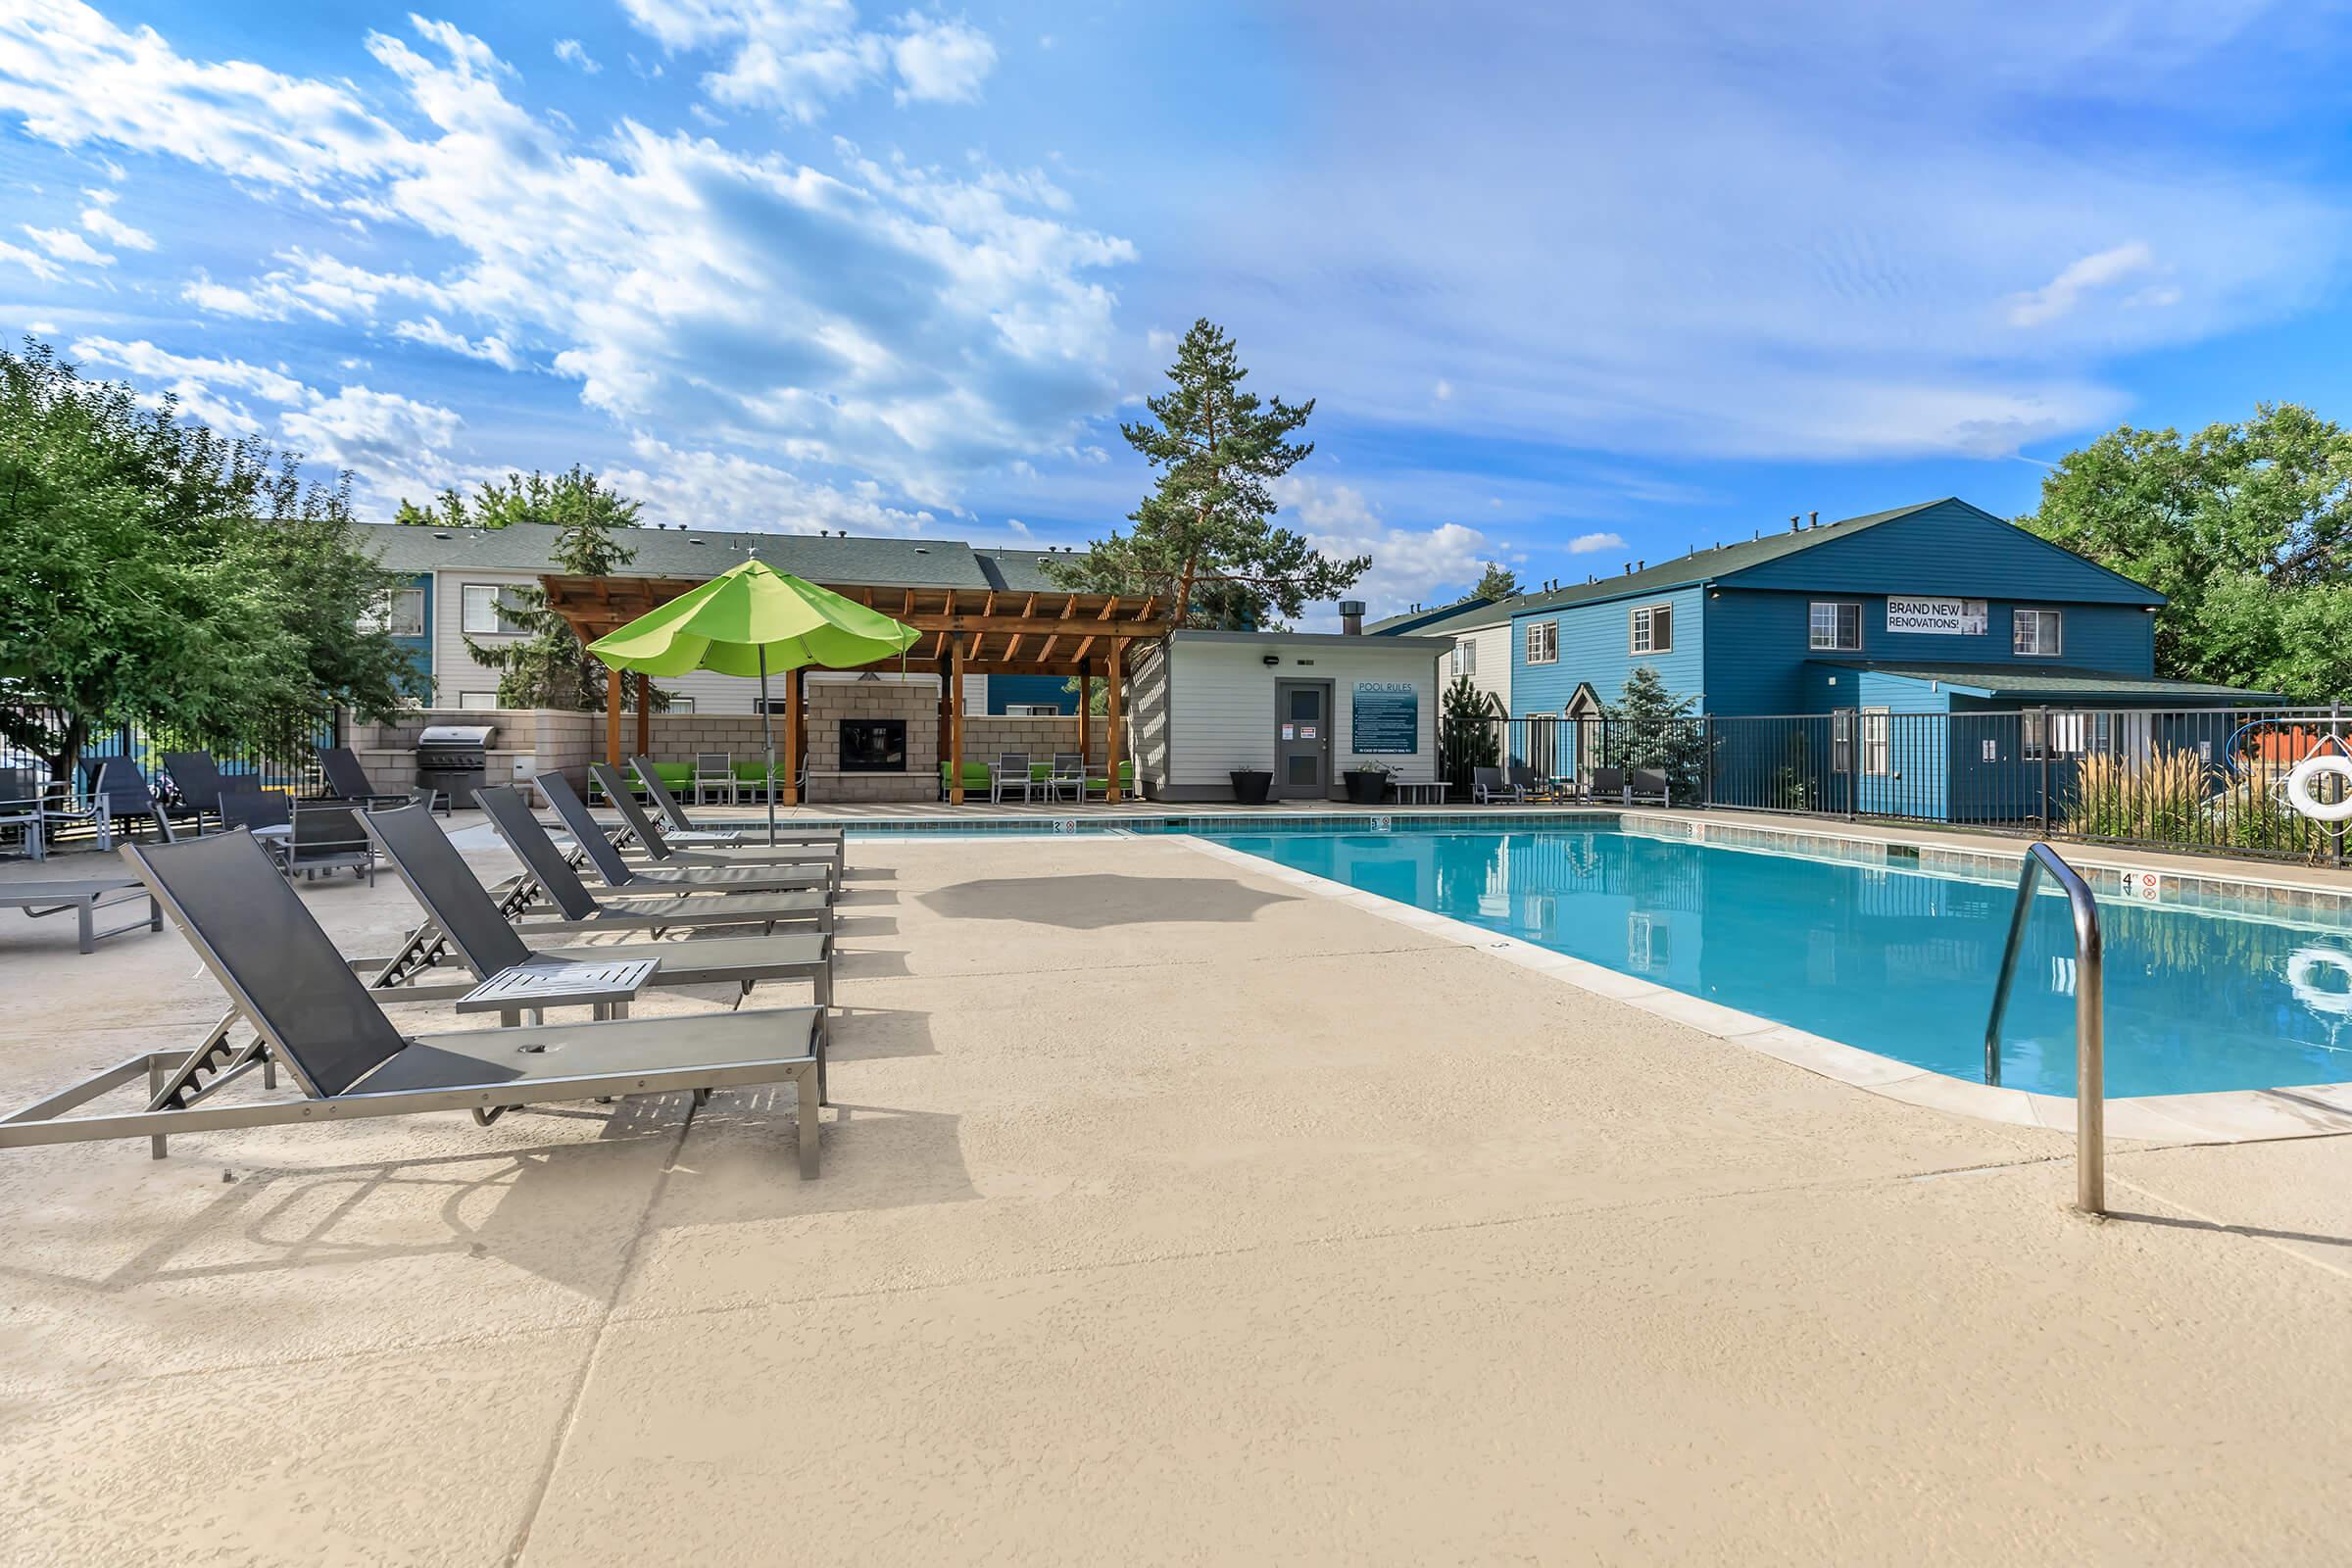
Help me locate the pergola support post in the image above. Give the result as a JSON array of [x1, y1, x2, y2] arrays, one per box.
[[782, 665, 802, 807], [633, 671, 651, 763], [948, 635, 966, 806], [604, 666, 622, 766], [1079, 671, 1093, 768], [1104, 640, 1124, 805]]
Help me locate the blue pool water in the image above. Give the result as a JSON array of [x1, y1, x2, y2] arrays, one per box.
[[1200, 827, 2352, 1099]]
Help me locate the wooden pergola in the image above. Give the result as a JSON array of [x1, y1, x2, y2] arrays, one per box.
[[540, 575, 1173, 805]]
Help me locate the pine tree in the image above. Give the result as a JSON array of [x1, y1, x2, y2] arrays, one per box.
[[1473, 563, 1519, 601], [1606, 664, 1705, 797], [1049, 318, 1367, 629], [399, 467, 649, 710], [1438, 673, 1501, 788]]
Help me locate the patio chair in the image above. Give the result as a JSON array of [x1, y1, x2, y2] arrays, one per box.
[[285, 800, 375, 884], [1048, 753, 1086, 803], [1471, 766, 1522, 805], [219, 788, 292, 866], [0, 766, 47, 860], [161, 751, 230, 832], [694, 753, 737, 807], [358, 803, 835, 1016], [1589, 766, 1627, 802], [991, 753, 1034, 805], [1506, 763, 1544, 801], [630, 757, 844, 850], [317, 745, 428, 813], [588, 764, 842, 883], [474, 785, 833, 936], [0, 831, 826, 1178], [72, 758, 178, 849], [1628, 767, 1671, 806], [939, 760, 991, 799], [532, 774, 831, 898]]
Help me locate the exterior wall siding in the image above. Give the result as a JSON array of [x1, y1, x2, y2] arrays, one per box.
[[1155, 640, 1443, 801], [1721, 499, 2162, 604], [1512, 585, 1705, 715], [1447, 621, 1512, 712]]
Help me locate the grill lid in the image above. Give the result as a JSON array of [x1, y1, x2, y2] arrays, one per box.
[[416, 723, 496, 748]]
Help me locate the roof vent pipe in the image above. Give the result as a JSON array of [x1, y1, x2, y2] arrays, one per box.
[[1791, 514, 1801, 531], [1338, 599, 1366, 635], [1809, 511, 1819, 528], [1638, 560, 1645, 570]]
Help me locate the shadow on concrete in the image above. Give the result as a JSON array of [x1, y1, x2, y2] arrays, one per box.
[[823, 1002, 937, 1063], [2104, 1209, 2352, 1250], [917, 873, 1294, 930], [673, 1095, 978, 1220]]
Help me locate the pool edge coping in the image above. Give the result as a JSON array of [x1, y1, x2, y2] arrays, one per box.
[[1171, 835, 2352, 1148]]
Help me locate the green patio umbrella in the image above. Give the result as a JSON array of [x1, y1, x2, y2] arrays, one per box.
[[587, 560, 920, 844]]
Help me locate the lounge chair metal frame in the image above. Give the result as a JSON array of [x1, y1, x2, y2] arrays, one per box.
[[589, 763, 843, 884], [0, 833, 824, 1177], [535, 773, 832, 899]]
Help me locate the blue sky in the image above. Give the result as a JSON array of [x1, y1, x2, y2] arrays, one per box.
[[3, 1, 2349, 625]]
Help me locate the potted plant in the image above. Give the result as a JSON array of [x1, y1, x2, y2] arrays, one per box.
[[1344, 762, 1390, 806], [1229, 767, 1273, 805]]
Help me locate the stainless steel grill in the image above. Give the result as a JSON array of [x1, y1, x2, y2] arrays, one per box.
[[415, 722, 495, 805]]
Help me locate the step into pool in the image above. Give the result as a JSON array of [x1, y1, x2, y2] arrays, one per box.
[[1199, 827, 2352, 1100]]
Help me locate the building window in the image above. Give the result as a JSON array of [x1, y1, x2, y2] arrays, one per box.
[[368, 587, 425, 637], [1005, 704, 1061, 716], [664, 697, 695, 714], [1629, 603, 1672, 655], [1525, 621, 1557, 664], [2014, 608, 2063, 658], [1808, 601, 1860, 652], [457, 691, 500, 710], [1453, 638, 1477, 677], [461, 583, 531, 636], [1861, 708, 1890, 776], [2022, 710, 2045, 760]]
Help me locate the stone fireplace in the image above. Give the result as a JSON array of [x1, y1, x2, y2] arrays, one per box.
[[805, 675, 939, 803]]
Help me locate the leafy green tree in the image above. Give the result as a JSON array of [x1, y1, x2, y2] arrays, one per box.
[[1049, 318, 1366, 629], [1606, 664, 1704, 798], [1472, 563, 1519, 602], [1438, 672, 1501, 788], [0, 340, 416, 779], [403, 467, 649, 710], [2019, 404, 2352, 700]]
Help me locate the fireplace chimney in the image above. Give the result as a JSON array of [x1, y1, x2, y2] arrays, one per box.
[[1339, 599, 1366, 635]]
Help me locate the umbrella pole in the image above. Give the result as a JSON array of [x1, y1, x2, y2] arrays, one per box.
[[760, 647, 778, 847]]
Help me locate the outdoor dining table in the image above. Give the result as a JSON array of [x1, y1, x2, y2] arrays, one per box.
[[0, 877, 164, 954]]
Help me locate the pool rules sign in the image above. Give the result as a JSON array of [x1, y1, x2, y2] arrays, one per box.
[[1886, 597, 1987, 635]]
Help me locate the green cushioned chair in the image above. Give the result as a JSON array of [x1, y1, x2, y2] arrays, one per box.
[[939, 760, 992, 797], [1083, 760, 1136, 800]]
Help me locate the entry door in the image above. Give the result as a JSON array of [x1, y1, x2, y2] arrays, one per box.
[[1275, 680, 1332, 799]]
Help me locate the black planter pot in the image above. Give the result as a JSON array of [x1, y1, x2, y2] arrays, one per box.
[[1343, 770, 1388, 806], [1229, 768, 1272, 805]]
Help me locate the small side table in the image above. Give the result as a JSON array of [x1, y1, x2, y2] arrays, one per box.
[[456, 957, 659, 1026], [1391, 780, 1451, 806]]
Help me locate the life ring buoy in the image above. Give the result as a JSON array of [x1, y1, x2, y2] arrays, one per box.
[[2285, 757, 2352, 822], [2286, 947, 2352, 1017]]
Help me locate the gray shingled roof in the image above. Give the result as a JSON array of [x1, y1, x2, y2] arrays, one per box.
[[1362, 595, 1504, 636], [357, 521, 1075, 593], [1810, 661, 2278, 702]]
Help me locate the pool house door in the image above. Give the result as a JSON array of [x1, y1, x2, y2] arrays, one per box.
[[1275, 680, 1333, 799]]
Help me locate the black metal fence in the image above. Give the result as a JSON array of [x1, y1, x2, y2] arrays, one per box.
[[1, 705, 340, 814], [1445, 706, 2351, 862]]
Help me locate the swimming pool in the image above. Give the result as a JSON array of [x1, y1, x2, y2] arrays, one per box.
[[1200, 826, 2352, 1099]]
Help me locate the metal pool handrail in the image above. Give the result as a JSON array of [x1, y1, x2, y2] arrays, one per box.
[[1984, 842, 2104, 1215]]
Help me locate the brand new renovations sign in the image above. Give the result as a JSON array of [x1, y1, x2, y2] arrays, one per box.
[[1886, 597, 1987, 635]]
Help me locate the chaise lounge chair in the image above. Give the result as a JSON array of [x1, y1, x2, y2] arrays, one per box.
[[317, 744, 425, 812], [631, 756, 845, 852], [358, 803, 834, 1014], [1471, 766, 1523, 805], [0, 831, 826, 1177], [589, 763, 842, 883], [533, 774, 831, 897]]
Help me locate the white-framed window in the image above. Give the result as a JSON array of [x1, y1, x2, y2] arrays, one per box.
[[1629, 603, 1672, 655], [1524, 621, 1557, 664], [1832, 710, 1853, 772], [2013, 608, 2063, 658], [1808, 601, 1861, 652], [366, 587, 426, 637], [457, 690, 500, 710], [1861, 707, 1890, 776], [664, 696, 696, 714], [461, 583, 531, 636], [1453, 638, 1477, 677], [2022, 710, 2046, 760], [1005, 704, 1061, 716]]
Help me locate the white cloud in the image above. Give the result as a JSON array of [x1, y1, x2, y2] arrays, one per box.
[[21, 224, 111, 267], [2005, 241, 2160, 327], [553, 38, 603, 74], [889, 14, 995, 105], [1433, 378, 1452, 401], [392, 316, 522, 370], [1272, 473, 1492, 627], [616, 1, 997, 122], [71, 334, 311, 432], [1568, 531, 1625, 554], [607, 435, 942, 533], [77, 186, 153, 250], [0, 238, 63, 282]]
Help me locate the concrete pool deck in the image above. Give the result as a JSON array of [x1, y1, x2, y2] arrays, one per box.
[[2, 833, 2350, 1562]]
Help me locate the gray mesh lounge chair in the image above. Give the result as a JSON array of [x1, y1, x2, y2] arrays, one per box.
[[1590, 766, 1627, 802], [589, 764, 841, 883], [474, 786, 832, 936], [359, 804, 833, 1016], [161, 751, 229, 832], [1628, 767, 1671, 806], [73, 758, 177, 849], [1505, 763, 1543, 800], [534, 774, 830, 897], [286, 800, 375, 884], [631, 757, 844, 851], [317, 745, 417, 810], [1, 766, 46, 860], [0, 831, 826, 1177]]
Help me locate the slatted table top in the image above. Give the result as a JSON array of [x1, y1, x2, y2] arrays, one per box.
[[455, 957, 659, 1013]]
